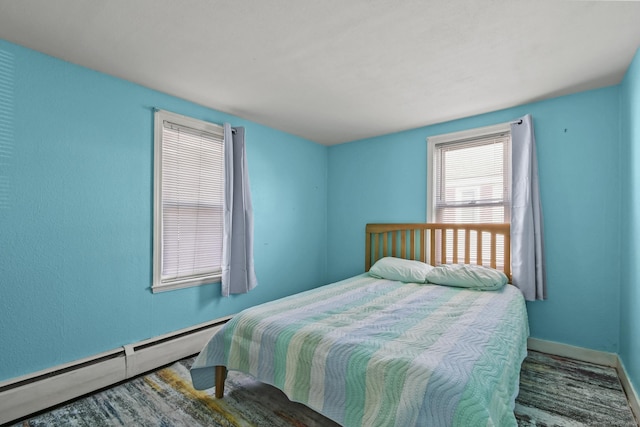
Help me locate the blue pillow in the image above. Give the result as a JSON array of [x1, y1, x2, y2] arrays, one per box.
[[369, 257, 434, 283], [425, 264, 508, 290]]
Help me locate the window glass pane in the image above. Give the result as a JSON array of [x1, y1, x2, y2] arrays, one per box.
[[436, 205, 505, 223], [434, 132, 510, 225], [439, 141, 504, 204], [162, 204, 223, 278]]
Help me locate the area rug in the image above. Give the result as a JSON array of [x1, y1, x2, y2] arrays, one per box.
[[14, 358, 338, 427], [13, 351, 637, 426], [515, 351, 637, 426]]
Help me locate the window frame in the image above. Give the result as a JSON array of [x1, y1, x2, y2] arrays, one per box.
[[152, 109, 225, 293], [426, 122, 512, 224]]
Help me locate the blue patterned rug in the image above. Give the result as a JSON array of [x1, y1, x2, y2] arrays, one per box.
[[12, 351, 637, 426]]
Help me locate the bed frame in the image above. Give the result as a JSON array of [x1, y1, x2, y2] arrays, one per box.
[[365, 222, 511, 279], [213, 222, 511, 398]]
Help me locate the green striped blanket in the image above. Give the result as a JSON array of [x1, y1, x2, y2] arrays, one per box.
[[191, 274, 529, 427]]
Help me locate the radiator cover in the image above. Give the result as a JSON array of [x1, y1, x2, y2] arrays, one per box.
[[0, 315, 231, 425]]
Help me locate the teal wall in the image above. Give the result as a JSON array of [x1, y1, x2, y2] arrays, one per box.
[[328, 86, 622, 353], [0, 39, 328, 381], [620, 47, 640, 395]]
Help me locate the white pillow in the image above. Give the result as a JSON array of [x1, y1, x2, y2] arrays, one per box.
[[425, 264, 508, 290], [369, 257, 434, 283]]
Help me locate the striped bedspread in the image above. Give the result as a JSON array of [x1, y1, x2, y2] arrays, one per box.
[[191, 274, 529, 427]]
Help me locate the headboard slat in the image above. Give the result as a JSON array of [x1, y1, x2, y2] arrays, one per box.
[[504, 232, 511, 279], [440, 229, 447, 266]]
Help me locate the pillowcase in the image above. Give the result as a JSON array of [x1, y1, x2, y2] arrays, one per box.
[[425, 264, 508, 291], [369, 257, 434, 284]]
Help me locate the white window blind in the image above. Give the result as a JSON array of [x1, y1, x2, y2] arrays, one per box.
[[428, 125, 511, 267], [434, 132, 511, 224], [153, 110, 224, 292]]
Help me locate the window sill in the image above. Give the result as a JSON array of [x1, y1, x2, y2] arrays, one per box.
[[152, 275, 222, 293]]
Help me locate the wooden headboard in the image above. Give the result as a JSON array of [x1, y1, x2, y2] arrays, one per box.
[[365, 223, 511, 279]]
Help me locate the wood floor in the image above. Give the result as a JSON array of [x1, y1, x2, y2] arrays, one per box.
[[11, 351, 638, 426]]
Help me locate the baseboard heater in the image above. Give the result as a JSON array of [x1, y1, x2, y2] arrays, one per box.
[[0, 315, 232, 425]]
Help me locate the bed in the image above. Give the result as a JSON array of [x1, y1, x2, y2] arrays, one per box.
[[190, 223, 529, 427]]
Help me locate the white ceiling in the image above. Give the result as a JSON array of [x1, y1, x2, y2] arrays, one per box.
[[0, 1, 639, 145]]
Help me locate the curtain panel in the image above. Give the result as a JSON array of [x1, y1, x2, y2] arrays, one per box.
[[221, 124, 258, 296], [510, 114, 546, 300]]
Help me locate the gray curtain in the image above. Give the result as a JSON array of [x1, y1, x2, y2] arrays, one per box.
[[221, 124, 257, 296], [510, 114, 546, 301]]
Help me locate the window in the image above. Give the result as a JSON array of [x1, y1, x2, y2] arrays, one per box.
[[427, 123, 511, 265], [153, 110, 224, 292]]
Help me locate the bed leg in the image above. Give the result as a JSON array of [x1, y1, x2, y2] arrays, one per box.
[[215, 366, 227, 398]]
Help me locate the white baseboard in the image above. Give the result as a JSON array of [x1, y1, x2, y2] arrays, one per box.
[[617, 358, 640, 424], [527, 337, 618, 367], [0, 349, 127, 426], [0, 315, 232, 425], [528, 337, 639, 423]]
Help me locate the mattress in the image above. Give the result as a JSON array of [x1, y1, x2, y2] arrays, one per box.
[[191, 273, 529, 427]]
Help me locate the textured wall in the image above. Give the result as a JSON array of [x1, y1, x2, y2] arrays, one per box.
[[0, 39, 328, 381], [620, 47, 640, 395]]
